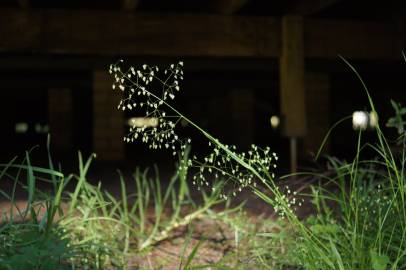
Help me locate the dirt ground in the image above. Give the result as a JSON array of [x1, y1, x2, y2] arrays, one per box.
[[128, 216, 238, 269]]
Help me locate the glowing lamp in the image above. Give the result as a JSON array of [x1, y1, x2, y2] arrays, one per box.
[[270, 115, 280, 129], [15, 122, 28, 134]]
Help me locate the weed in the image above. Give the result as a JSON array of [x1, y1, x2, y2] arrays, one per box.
[[110, 59, 405, 270], [0, 138, 231, 269]]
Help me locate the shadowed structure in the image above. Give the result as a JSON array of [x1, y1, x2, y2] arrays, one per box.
[[0, 0, 405, 171]]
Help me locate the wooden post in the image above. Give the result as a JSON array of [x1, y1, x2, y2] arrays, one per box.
[[279, 15, 306, 173], [92, 70, 124, 161], [48, 88, 72, 151]]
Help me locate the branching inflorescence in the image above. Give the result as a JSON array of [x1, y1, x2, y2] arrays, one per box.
[[190, 143, 278, 199], [110, 60, 187, 156], [110, 60, 279, 199]]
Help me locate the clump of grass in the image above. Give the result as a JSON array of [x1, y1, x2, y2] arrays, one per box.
[[240, 59, 406, 270], [0, 145, 86, 269], [284, 58, 406, 270], [0, 136, 232, 269], [0, 139, 126, 269], [110, 58, 405, 270]]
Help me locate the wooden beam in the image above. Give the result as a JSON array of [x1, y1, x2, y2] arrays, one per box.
[[0, 8, 279, 58], [279, 15, 306, 137], [0, 8, 403, 59], [285, 0, 340, 16], [211, 0, 249, 15], [0, 54, 279, 71]]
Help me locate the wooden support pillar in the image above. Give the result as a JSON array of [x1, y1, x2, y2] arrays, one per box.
[[304, 73, 331, 156], [48, 88, 72, 151], [279, 15, 306, 173], [92, 70, 124, 161]]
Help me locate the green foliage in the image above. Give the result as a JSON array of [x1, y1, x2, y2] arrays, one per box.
[[0, 144, 76, 270], [370, 249, 390, 270], [252, 60, 406, 269], [0, 139, 229, 269], [5, 57, 404, 269], [110, 59, 406, 270], [386, 100, 406, 135], [0, 225, 73, 270], [0, 146, 116, 270]]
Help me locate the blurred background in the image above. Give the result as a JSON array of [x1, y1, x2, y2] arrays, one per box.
[[0, 0, 405, 173]]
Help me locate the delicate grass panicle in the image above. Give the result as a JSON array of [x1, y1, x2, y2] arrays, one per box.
[[111, 59, 405, 270], [110, 61, 187, 156], [110, 61, 279, 200]]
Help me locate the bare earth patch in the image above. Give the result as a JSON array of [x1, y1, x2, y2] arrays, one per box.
[[127, 216, 237, 269]]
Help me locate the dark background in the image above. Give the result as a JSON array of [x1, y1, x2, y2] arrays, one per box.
[[0, 0, 405, 174]]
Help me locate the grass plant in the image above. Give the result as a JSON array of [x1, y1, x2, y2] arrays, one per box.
[[0, 56, 404, 269], [0, 144, 80, 270], [0, 136, 230, 269], [110, 58, 405, 269]]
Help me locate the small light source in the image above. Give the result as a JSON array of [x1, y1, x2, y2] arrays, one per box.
[[127, 117, 159, 128], [352, 111, 369, 130], [270, 115, 280, 129], [15, 122, 28, 134]]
